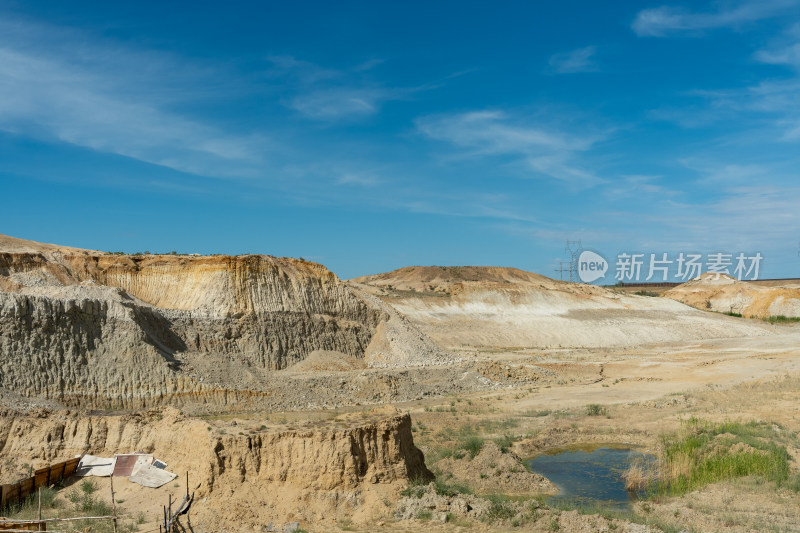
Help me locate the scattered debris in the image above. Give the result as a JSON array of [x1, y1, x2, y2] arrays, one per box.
[[75, 454, 115, 477], [112, 453, 153, 477], [129, 463, 177, 488], [76, 453, 176, 488]]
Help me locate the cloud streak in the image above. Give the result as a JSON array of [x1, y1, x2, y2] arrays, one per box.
[[755, 23, 800, 69], [632, 0, 799, 37], [0, 18, 269, 179], [548, 46, 598, 74], [288, 88, 394, 120], [416, 110, 606, 186], [268, 55, 414, 121]]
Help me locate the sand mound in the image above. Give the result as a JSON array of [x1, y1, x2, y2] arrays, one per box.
[[351, 265, 554, 293], [437, 441, 556, 494], [0, 233, 102, 255], [354, 268, 775, 350], [665, 273, 800, 319]]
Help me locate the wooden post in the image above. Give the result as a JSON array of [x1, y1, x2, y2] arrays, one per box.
[[185, 472, 189, 498], [37, 487, 42, 531], [109, 475, 118, 533]]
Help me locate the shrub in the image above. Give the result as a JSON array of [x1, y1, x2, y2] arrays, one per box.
[[401, 477, 428, 498], [434, 479, 472, 496], [461, 436, 486, 459], [585, 404, 608, 416], [482, 494, 517, 522], [67, 479, 113, 515], [494, 434, 518, 453]]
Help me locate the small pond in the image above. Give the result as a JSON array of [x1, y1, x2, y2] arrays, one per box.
[[527, 446, 655, 511]]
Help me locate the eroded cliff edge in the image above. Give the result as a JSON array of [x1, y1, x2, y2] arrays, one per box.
[[0, 407, 433, 527], [0, 235, 449, 408]]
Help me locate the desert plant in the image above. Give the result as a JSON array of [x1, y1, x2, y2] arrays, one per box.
[[400, 477, 428, 498], [461, 436, 486, 459], [482, 493, 517, 522], [585, 404, 608, 416]]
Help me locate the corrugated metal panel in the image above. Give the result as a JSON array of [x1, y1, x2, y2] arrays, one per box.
[[112, 454, 153, 477]]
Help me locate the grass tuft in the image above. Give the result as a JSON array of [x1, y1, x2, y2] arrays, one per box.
[[627, 418, 793, 498], [482, 494, 518, 522], [765, 315, 800, 324], [461, 436, 486, 459], [585, 404, 608, 416]]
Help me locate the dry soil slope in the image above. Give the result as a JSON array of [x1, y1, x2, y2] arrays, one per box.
[[0, 407, 431, 528], [0, 235, 447, 408], [351, 266, 775, 350], [664, 272, 800, 319]]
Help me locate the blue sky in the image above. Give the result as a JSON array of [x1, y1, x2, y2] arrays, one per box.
[[1, 0, 800, 280]]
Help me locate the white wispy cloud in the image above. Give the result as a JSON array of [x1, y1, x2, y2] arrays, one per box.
[[632, 0, 799, 37], [756, 43, 800, 67], [548, 46, 598, 74], [389, 192, 541, 223], [335, 173, 383, 187], [268, 55, 413, 121], [603, 175, 676, 200], [648, 75, 800, 141], [645, 185, 800, 253], [266, 55, 341, 84], [679, 160, 777, 185], [696, 78, 800, 140], [288, 88, 394, 120], [755, 23, 800, 68], [416, 110, 606, 186], [0, 17, 269, 178]]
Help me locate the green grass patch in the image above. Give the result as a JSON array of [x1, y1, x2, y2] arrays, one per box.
[[482, 493, 518, 522], [646, 418, 793, 497], [461, 436, 486, 459], [2, 480, 137, 533], [493, 434, 519, 453], [417, 509, 432, 521], [585, 404, 608, 416], [434, 478, 473, 496], [401, 477, 429, 498], [1, 486, 61, 517], [522, 409, 552, 417], [765, 315, 800, 324]]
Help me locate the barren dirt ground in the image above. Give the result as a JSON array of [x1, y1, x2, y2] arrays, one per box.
[[4, 325, 800, 532], [199, 323, 800, 532]]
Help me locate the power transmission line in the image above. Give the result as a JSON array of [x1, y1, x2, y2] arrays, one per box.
[[564, 239, 583, 283]]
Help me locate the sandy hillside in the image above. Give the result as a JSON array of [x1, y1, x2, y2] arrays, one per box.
[[351, 266, 775, 350], [0, 233, 102, 255], [665, 272, 800, 318]]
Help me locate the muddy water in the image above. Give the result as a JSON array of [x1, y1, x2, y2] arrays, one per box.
[[527, 447, 655, 511]]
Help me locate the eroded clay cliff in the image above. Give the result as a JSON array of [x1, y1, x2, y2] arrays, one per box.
[[0, 235, 457, 408], [0, 407, 432, 528]]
